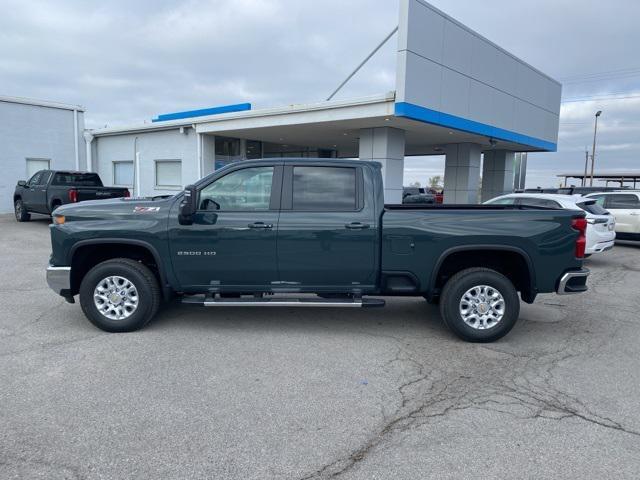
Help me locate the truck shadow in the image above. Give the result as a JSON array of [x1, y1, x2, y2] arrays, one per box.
[[149, 297, 454, 342]]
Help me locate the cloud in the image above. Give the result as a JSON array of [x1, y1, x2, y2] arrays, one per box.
[[1, 0, 639, 188]]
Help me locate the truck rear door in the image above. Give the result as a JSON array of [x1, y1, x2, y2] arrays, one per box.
[[276, 164, 377, 291]]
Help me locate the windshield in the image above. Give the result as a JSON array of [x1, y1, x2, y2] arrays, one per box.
[[51, 173, 103, 187], [577, 201, 609, 215]]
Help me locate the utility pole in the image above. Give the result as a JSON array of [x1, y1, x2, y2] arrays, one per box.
[[582, 148, 589, 187], [589, 110, 602, 186]]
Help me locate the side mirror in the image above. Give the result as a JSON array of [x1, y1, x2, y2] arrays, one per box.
[[17, 180, 26, 187], [178, 185, 197, 225]]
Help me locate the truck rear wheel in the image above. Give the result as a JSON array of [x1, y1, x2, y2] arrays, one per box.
[[439, 267, 519, 343], [79, 258, 160, 332], [14, 199, 30, 222]]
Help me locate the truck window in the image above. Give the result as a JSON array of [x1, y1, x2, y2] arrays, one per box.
[[51, 173, 103, 187], [27, 171, 43, 186], [292, 166, 356, 211], [199, 166, 273, 211]]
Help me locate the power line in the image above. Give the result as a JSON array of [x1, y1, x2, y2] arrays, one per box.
[[562, 93, 640, 103], [559, 66, 640, 82]]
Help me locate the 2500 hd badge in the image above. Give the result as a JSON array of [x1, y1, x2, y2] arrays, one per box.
[[176, 251, 217, 256]]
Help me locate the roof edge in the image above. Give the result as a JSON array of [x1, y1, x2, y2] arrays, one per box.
[[0, 95, 84, 112]]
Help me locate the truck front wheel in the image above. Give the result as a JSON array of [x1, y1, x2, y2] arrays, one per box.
[[439, 267, 519, 343], [14, 199, 30, 222], [79, 258, 160, 332]]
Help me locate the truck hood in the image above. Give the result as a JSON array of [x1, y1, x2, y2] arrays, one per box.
[[54, 195, 178, 221]]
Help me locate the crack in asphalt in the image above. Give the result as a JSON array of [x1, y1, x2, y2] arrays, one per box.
[[298, 303, 640, 480]]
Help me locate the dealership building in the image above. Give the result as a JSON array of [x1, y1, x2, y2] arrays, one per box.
[[2, 0, 561, 211], [0, 96, 86, 212]]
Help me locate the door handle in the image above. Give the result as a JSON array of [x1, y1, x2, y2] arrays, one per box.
[[345, 222, 370, 230], [248, 222, 273, 229]]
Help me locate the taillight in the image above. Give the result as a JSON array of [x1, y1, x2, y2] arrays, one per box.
[[124, 189, 130, 198], [68, 188, 78, 203], [571, 217, 587, 258]]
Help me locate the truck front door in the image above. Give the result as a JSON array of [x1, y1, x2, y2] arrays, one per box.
[[169, 165, 281, 291], [276, 164, 378, 291]]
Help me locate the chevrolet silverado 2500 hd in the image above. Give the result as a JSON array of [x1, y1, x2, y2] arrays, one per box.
[[46, 159, 589, 342]]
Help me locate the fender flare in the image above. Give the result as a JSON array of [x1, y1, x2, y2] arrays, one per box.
[[428, 244, 537, 301], [68, 238, 170, 297]]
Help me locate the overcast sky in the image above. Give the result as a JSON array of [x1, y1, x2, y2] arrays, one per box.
[[1, 0, 639, 188]]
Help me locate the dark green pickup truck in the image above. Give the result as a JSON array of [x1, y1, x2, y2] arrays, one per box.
[[47, 159, 589, 342]]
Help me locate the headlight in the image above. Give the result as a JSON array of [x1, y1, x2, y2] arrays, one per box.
[[53, 215, 65, 225]]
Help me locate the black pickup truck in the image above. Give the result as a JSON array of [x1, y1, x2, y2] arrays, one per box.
[[14, 170, 130, 221], [46, 159, 589, 342]]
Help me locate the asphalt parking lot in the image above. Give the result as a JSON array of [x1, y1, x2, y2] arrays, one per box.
[[1, 214, 640, 479]]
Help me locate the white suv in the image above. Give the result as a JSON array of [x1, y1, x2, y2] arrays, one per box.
[[585, 191, 640, 241], [485, 193, 616, 255]]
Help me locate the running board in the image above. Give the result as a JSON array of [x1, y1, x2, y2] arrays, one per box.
[[182, 295, 385, 308]]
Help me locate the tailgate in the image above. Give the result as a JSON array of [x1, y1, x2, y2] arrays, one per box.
[[76, 187, 128, 202]]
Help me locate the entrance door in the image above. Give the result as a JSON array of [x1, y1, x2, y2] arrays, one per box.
[[169, 164, 282, 290], [276, 164, 377, 291]]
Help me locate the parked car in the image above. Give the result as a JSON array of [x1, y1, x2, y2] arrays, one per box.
[[584, 191, 640, 241], [427, 187, 444, 203], [14, 170, 130, 221], [485, 193, 616, 255], [402, 187, 436, 204], [47, 159, 589, 343]]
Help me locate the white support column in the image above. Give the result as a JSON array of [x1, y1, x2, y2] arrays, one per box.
[[443, 143, 482, 204], [358, 127, 405, 204], [83, 131, 94, 172], [481, 150, 515, 202]]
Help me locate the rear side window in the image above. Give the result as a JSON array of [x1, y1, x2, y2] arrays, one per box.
[[517, 198, 561, 208], [292, 166, 357, 211], [487, 198, 516, 205], [606, 194, 640, 209], [577, 202, 609, 215], [51, 173, 103, 187]]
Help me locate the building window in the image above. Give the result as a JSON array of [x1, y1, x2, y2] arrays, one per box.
[[26, 158, 50, 179], [155, 160, 182, 188], [113, 161, 134, 186]]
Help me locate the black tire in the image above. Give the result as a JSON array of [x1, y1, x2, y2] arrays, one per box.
[[50, 201, 61, 215], [14, 199, 30, 222], [79, 258, 161, 332], [439, 267, 520, 343]]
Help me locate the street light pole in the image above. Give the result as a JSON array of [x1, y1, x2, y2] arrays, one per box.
[[582, 148, 589, 187], [589, 110, 602, 186]]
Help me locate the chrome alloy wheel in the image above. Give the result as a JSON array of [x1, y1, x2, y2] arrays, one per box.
[[459, 285, 505, 330], [93, 276, 139, 320]]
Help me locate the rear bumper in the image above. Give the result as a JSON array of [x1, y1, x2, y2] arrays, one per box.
[[586, 240, 615, 254], [46, 265, 71, 296], [557, 268, 589, 295]]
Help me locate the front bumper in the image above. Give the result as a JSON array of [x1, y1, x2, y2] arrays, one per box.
[[557, 268, 590, 295], [46, 265, 71, 296]]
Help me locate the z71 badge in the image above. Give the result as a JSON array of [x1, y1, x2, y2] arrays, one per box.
[[133, 206, 161, 213]]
